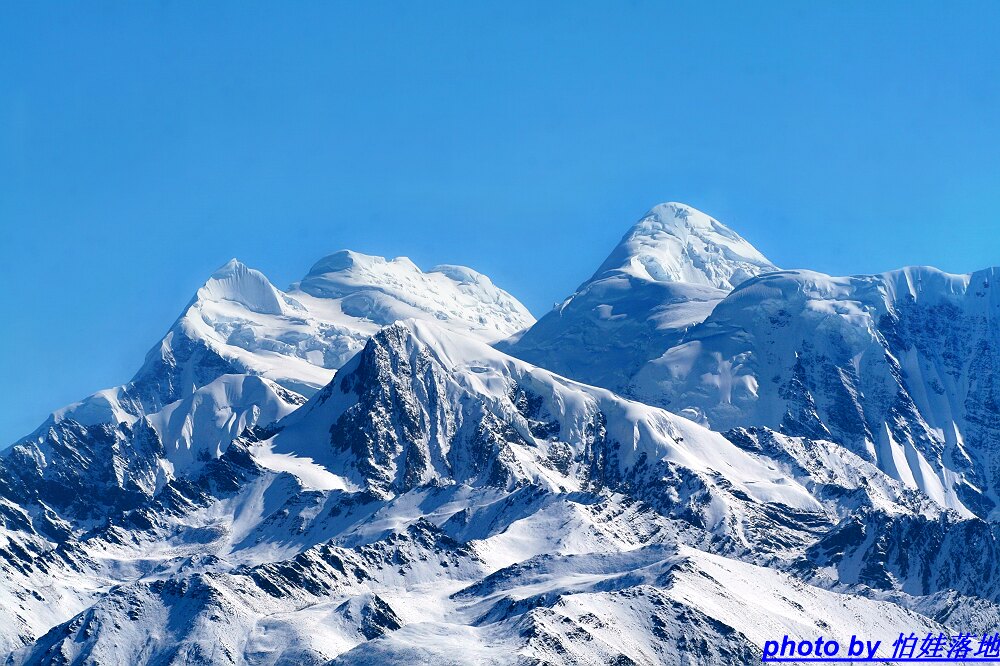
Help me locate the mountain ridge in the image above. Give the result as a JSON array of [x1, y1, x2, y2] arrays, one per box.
[[4, 202, 1000, 665]]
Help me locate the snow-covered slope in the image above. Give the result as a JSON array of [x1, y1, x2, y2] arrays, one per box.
[[266, 320, 823, 543], [12, 519, 945, 666], [639, 266, 1000, 518], [502, 203, 777, 394], [146, 374, 305, 480]]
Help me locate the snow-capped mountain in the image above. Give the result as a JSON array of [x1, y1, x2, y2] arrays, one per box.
[[626, 266, 1000, 519], [0, 250, 534, 657], [3, 253, 532, 520], [136, 250, 535, 407], [590, 202, 777, 290], [500, 203, 778, 394], [4, 205, 1000, 665], [0, 321, 955, 664], [506, 205, 1000, 521]]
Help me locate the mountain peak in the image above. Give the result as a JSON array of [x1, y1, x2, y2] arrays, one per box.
[[589, 202, 778, 290], [293, 250, 533, 334], [196, 259, 286, 316], [303, 249, 411, 279]]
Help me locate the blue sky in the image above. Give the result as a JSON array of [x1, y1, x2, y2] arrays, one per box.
[[2, 2, 999, 445]]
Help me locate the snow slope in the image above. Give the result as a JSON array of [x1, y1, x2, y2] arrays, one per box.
[[638, 266, 1000, 518]]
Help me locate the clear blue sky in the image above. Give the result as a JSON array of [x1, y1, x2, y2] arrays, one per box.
[[2, 2, 999, 446]]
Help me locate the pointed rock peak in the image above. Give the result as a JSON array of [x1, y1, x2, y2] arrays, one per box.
[[589, 202, 779, 291], [196, 258, 286, 316]]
